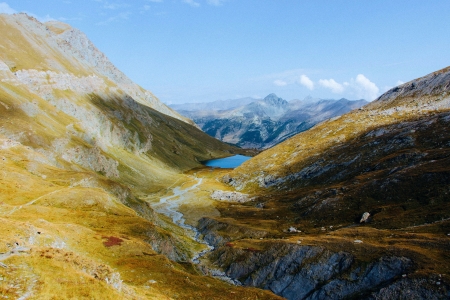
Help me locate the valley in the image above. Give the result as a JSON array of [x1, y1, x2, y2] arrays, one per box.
[[0, 11, 449, 300]]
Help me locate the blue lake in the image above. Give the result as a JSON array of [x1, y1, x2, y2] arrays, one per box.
[[203, 155, 251, 168]]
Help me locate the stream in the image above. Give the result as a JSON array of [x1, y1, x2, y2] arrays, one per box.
[[150, 177, 240, 285]]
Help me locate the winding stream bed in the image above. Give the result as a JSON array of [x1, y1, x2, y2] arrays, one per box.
[[150, 177, 240, 284]]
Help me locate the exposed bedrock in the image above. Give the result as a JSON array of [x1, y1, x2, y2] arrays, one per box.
[[198, 218, 449, 299]]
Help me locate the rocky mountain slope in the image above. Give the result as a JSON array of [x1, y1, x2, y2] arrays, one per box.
[[175, 94, 367, 149], [192, 67, 450, 299], [0, 13, 276, 299]]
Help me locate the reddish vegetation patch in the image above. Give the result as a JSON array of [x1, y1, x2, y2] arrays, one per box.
[[225, 242, 234, 248], [102, 236, 123, 247]]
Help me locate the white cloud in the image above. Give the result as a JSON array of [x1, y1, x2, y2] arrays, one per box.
[[319, 78, 344, 93], [0, 2, 16, 14], [353, 74, 379, 100], [183, 0, 200, 7], [318, 74, 379, 100], [207, 0, 225, 6], [96, 11, 131, 25], [94, 0, 129, 10], [397, 80, 405, 85], [273, 79, 287, 87], [59, 16, 83, 21], [146, 0, 163, 2], [299, 74, 314, 90]]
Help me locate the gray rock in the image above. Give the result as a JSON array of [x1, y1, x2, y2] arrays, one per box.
[[360, 212, 370, 223], [369, 277, 450, 300], [211, 190, 253, 203]]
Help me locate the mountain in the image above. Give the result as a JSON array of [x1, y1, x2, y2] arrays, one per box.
[[175, 93, 367, 149], [0, 13, 277, 299], [3, 12, 450, 300], [194, 67, 450, 299]]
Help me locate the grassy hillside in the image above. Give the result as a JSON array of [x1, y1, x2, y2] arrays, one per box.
[[0, 13, 275, 299], [191, 67, 450, 298]]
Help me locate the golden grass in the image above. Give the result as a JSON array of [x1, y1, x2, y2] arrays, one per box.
[[0, 146, 281, 299], [0, 15, 90, 76]]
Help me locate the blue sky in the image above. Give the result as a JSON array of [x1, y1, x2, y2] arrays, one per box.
[[2, 1, 449, 104]]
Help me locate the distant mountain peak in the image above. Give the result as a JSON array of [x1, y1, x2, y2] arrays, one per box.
[[174, 95, 367, 149], [262, 93, 288, 107]]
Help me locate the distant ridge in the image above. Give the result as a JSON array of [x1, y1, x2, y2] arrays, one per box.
[[170, 97, 259, 111], [173, 94, 367, 149]]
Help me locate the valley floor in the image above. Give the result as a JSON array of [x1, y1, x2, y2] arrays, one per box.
[[0, 159, 280, 299], [145, 167, 450, 300]]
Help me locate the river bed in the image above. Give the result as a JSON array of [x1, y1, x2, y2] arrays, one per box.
[[150, 176, 240, 284]]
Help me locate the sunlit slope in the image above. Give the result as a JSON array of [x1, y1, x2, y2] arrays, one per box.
[[228, 66, 450, 194], [0, 13, 191, 125], [0, 136, 279, 299], [0, 13, 276, 299], [200, 67, 450, 299], [0, 13, 244, 194], [226, 66, 450, 230]]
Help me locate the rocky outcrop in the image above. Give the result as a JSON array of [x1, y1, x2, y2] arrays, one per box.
[[211, 190, 253, 203], [202, 239, 449, 300], [369, 277, 450, 299], [367, 66, 450, 111], [197, 217, 268, 247]]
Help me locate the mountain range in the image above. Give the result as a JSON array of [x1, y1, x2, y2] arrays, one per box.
[[172, 94, 367, 149], [1, 12, 450, 300]]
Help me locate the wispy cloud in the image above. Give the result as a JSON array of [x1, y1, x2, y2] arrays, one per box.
[[0, 2, 17, 14], [94, 0, 129, 10], [257, 68, 311, 84], [59, 16, 83, 21], [319, 78, 344, 93], [96, 11, 131, 25], [273, 79, 287, 87], [207, 0, 226, 6], [299, 75, 314, 90], [183, 0, 200, 7]]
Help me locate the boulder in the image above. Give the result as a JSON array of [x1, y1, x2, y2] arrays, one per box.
[[360, 212, 370, 223]]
